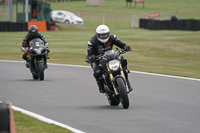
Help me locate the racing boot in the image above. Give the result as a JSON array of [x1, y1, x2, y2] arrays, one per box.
[[44, 60, 48, 69], [44, 63, 48, 69], [94, 73, 105, 93], [127, 79, 133, 92], [22, 53, 30, 68], [25, 58, 30, 68], [24, 61, 29, 68], [97, 80, 105, 93]]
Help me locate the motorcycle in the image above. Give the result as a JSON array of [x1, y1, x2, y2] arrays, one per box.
[[89, 48, 132, 109], [25, 38, 49, 81]]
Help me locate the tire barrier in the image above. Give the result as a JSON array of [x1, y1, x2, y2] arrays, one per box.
[[139, 19, 200, 31], [0, 22, 27, 32], [0, 102, 16, 133], [0, 22, 55, 32]]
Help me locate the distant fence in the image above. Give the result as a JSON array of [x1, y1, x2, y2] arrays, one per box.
[[0, 21, 55, 31], [0, 22, 27, 31], [131, 11, 178, 28], [139, 19, 200, 31]]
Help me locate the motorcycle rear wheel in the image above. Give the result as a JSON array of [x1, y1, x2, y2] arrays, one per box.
[[116, 78, 129, 109]]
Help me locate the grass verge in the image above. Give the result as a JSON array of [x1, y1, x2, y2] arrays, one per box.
[[0, 28, 199, 78], [14, 111, 73, 133]]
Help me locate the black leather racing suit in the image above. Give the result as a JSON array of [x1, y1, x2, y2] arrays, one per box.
[[85, 34, 131, 92], [21, 33, 47, 60]]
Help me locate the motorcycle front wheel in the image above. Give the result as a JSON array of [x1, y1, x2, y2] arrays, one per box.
[[116, 77, 129, 109], [38, 62, 44, 81]]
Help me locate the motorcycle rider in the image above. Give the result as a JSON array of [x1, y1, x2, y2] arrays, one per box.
[[85, 24, 133, 93], [21, 25, 50, 68]]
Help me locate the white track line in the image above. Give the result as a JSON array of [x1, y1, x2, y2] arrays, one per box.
[[0, 101, 85, 133], [12, 106, 85, 133], [1, 60, 199, 81], [49, 62, 200, 81], [130, 70, 200, 81]]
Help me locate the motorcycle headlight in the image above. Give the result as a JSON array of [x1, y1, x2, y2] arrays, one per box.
[[108, 60, 120, 71]]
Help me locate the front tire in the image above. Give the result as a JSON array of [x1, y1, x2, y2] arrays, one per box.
[[116, 78, 129, 109], [38, 62, 44, 81]]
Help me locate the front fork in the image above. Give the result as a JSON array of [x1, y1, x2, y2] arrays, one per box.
[[106, 63, 129, 95], [29, 56, 45, 73], [27, 54, 47, 66]]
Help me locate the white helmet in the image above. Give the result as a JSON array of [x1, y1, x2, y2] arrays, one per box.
[[96, 25, 110, 43]]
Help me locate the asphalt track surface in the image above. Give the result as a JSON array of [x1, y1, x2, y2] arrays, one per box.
[[0, 60, 200, 133]]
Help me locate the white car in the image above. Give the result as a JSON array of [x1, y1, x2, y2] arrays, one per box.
[[51, 10, 83, 25]]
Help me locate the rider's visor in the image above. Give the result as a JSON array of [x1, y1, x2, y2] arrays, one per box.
[[97, 33, 109, 39]]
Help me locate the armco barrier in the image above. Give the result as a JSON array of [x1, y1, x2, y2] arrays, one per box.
[[139, 19, 200, 31], [0, 22, 27, 32], [0, 22, 55, 32]]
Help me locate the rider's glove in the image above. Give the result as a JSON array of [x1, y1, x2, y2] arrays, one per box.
[[89, 55, 96, 62], [21, 47, 27, 52], [124, 45, 131, 51], [45, 43, 49, 49], [44, 43, 50, 54]]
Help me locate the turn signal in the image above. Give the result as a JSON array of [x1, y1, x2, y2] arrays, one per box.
[[27, 55, 30, 58], [47, 53, 50, 56]]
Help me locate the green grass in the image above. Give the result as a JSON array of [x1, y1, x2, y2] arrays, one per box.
[[1, 0, 200, 132], [50, 0, 200, 19], [0, 28, 199, 78], [14, 111, 73, 133]]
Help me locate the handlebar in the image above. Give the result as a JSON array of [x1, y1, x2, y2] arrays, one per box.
[[86, 48, 131, 63], [116, 48, 132, 54]]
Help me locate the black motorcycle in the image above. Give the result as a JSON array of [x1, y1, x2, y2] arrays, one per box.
[[25, 38, 49, 81], [90, 48, 132, 109]]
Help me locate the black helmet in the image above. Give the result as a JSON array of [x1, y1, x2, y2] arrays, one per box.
[[28, 25, 38, 35]]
